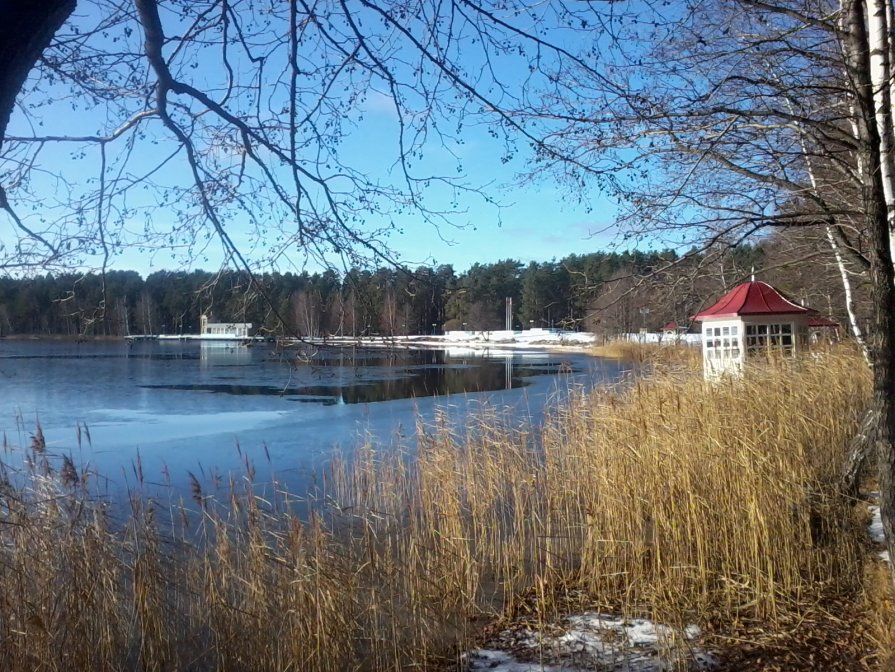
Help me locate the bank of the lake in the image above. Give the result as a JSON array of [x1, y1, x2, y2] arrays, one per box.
[[0, 345, 889, 671], [0, 339, 625, 505]]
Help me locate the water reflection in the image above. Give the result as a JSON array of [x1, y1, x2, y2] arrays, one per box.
[[199, 341, 252, 368], [140, 346, 574, 404], [0, 339, 619, 508]]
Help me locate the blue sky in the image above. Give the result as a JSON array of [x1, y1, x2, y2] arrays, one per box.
[[120, 188, 619, 276], [270, 86, 622, 273], [83, 106, 621, 276], [106, 105, 621, 275], [1, 1, 628, 277]]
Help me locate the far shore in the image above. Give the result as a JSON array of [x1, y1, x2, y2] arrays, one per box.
[[0, 333, 125, 341], [0, 330, 704, 357]]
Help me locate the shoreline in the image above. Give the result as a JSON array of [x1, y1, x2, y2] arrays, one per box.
[[0, 331, 601, 352], [0, 331, 702, 359], [0, 333, 125, 342]]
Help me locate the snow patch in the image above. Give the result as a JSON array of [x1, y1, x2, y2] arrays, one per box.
[[869, 505, 884, 544], [311, 330, 703, 352], [465, 613, 717, 671], [466, 649, 565, 672], [870, 504, 891, 562]]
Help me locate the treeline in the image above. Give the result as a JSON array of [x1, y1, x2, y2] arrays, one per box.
[[0, 240, 868, 338]]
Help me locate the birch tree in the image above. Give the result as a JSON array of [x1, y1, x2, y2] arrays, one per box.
[[516, 0, 895, 567], [851, 0, 895, 563]]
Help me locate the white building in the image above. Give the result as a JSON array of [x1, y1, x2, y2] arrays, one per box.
[[199, 314, 253, 339], [692, 281, 816, 379]]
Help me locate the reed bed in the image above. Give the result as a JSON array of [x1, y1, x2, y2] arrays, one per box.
[[0, 347, 879, 670], [592, 339, 702, 369]]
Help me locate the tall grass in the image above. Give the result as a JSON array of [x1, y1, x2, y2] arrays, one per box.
[[0, 348, 878, 670], [591, 339, 702, 369]]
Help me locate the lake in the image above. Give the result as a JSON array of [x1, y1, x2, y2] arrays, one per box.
[[0, 339, 627, 503]]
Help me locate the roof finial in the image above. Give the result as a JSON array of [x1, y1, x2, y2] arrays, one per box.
[[751, 266, 755, 282]]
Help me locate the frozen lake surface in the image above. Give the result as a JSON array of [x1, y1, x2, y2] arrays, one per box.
[[0, 340, 627, 501]]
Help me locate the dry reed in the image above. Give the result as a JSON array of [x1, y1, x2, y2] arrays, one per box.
[[591, 339, 702, 369], [0, 347, 882, 670]]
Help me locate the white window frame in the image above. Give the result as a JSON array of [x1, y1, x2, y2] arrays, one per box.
[[703, 324, 740, 360], [745, 322, 794, 357]]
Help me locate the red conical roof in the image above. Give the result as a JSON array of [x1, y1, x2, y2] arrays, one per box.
[[692, 281, 816, 320]]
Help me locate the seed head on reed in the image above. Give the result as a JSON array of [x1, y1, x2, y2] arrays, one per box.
[[188, 470, 204, 507], [60, 454, 78, 488], [30, 420, 45, 453]]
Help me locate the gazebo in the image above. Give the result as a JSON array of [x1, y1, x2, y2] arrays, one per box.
[[661, 321, 679, 336], [692, 280, 816, 379], [660, 320, 686, 342]]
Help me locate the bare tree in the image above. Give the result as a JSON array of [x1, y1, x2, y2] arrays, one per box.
[[6, 0, 895, 566], [291, 288, 320, 338], [1, 0, 605, 276], [513, 0, 895, 568], [380, 287, 400, 336]]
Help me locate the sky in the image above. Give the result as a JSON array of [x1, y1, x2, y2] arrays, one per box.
[[0, 1, 630, 278], [202, 91, 621, 276], [329, 87, 621, 272], [108, 106, 621, 275]]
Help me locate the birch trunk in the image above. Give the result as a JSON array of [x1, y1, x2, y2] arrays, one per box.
[[779, 81, 870, 360], [844, 0, 895, 576], [825, 224, 870, 361], [867, 0, 895, 259], [886, 0, 895, 158]]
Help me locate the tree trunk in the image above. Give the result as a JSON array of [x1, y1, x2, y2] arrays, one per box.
[[825, 224, 869, 361], [777, 65, 871, 362], [841, 406, 878, 498], [844, 0, 895, 571], [0, 0, 76, 149], [868, 0, 895, 260]]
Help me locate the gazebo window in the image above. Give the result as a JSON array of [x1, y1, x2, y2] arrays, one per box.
[[704, 325, 740, 358], [745, 323, 793, 356]]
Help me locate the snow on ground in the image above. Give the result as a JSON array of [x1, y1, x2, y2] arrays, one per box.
[[617, 332, 703, 346], [318, 330, 701, 353], [463, 613, 717, 672], [869, 496, 890, 563]]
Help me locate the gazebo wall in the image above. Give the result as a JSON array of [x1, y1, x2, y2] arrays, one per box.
[[738, 314, 810, 358], [701, 314, 811, 379], [701, 317, 744, 378]]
